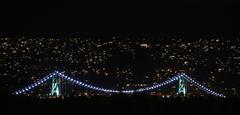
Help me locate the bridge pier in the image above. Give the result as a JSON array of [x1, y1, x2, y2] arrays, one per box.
[[51, 75, 61, 96], [178, 76, 187, 96]]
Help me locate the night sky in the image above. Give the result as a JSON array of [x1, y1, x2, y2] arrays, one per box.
[[0, 1, 239, 37]]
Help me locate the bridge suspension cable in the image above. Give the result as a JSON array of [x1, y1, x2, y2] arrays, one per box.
[[13, 71, 226, 98]]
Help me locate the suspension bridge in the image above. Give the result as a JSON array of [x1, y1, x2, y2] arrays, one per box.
[[13, 71, 226, 98]]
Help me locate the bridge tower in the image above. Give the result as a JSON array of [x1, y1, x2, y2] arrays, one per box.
[[178, 76, 187, 96], [51, 75, 61, 96]]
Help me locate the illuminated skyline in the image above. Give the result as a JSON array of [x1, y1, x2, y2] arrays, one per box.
[[0, 37, 239, 97]]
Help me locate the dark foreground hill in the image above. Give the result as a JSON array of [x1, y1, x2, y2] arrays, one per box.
[[2, 94, 240, 115]]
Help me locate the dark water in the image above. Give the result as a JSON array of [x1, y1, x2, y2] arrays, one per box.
[[3, 95, 239, 115]]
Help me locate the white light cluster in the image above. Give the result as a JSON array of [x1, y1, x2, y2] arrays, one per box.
[[13, 72, 56, 95], [58, 72, 120, 93], [124, 75, 180, 93], [121, 90, 134, 93], [182, 74, 226, 98]]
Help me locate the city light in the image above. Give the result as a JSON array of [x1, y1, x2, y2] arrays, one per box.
[[1, 37, 237, 98]]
